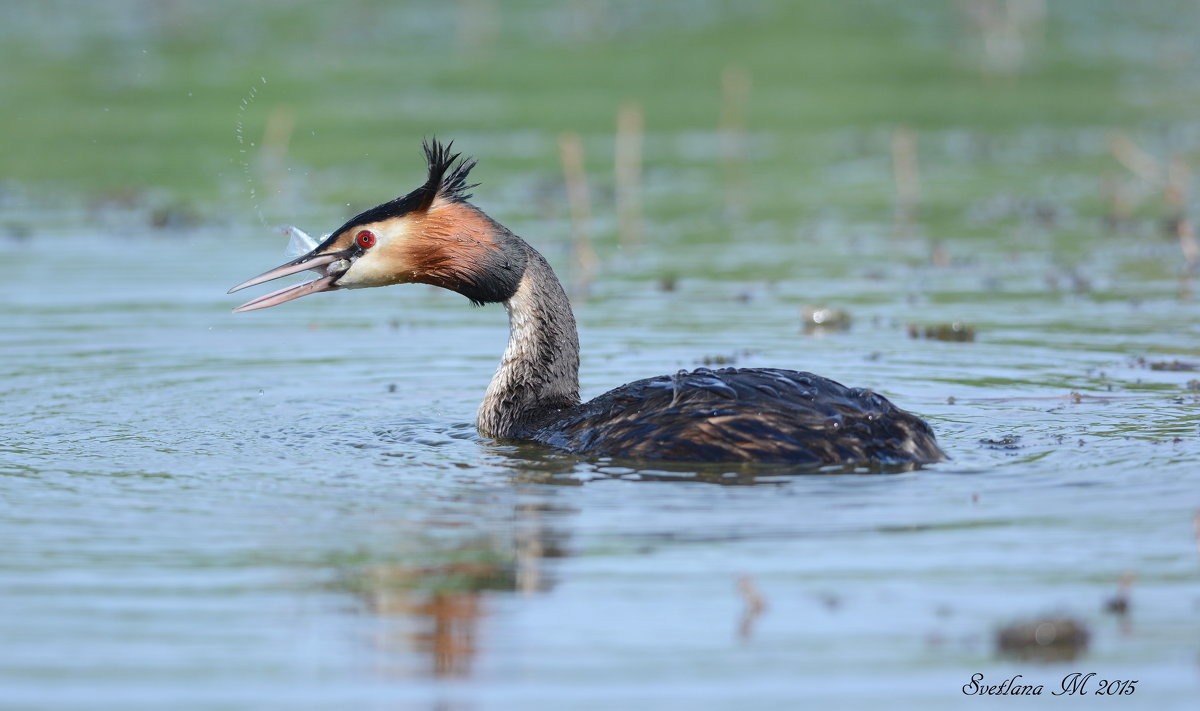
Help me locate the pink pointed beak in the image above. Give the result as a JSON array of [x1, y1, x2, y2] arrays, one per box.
[[228, 250, 352, 313]]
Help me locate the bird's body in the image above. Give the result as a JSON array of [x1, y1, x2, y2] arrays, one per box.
[[528, 367, 942, 465], [230, 140, 944, 468]]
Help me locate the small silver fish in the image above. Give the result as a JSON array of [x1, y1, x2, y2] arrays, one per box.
[[280, 225, 320, 259]]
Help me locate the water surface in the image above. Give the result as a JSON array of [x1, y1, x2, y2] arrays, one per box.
[[2, 221, 1197, 709]]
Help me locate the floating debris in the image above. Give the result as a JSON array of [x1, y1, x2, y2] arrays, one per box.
[[979, 436, 1021, 450], [802, 305, 852, 333], [3, 221, 32, 241], [908, 322, 976, 342], [996, 616, 1089, 663], [817, 591, 841, 611], [1148, 359, 1198, 372], [1103, 573, 1134, 615], [701, 353, 736, 366], [150, 203, 200, 230], [698, 349, 756, 367]]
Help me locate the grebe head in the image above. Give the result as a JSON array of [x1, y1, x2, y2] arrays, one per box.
[[229, 139, 528, 312]]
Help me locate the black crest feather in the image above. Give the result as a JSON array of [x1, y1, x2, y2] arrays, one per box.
[[322, 138, 480, 242], [419, 138, 479, 209]]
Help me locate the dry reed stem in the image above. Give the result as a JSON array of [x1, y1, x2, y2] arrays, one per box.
[[891, 126, 920, 239], [615, 101, 644, 249], [1110, 132, 1162, 186], [720, 65, 750, 215], [559, 132, 598, 297], [261, 106, 294, 204]]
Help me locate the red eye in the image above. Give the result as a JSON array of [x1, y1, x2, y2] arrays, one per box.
[[356, 230, 376, 248]]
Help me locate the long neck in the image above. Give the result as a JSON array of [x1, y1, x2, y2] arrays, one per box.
[[477, 247, 581, 438]]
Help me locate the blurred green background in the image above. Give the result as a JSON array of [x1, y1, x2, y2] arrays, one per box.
[[4, 0, 1199, 252]]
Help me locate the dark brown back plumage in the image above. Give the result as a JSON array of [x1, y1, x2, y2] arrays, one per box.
[[530, 367, 944, 467]]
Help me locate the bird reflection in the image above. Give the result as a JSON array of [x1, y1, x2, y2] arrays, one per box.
[[353, 556, 502, 678], [332, 442, 818, 681], [338, 499, 570, 679], [488, 439, 902, 485]]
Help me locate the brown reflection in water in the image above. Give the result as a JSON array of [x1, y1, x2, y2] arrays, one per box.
[[341, 499, 571, 679], [417, 592, 480, 678], [357, 560, 499, 678], [343, 442, 859, 681], [736, 575, 767, 642], [491, 439, 918, 485]]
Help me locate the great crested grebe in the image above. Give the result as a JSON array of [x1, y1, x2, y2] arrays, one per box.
[[230, 140, 944, 466]]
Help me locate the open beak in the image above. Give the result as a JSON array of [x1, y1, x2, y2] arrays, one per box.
[[228, 249, 353, 313]]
